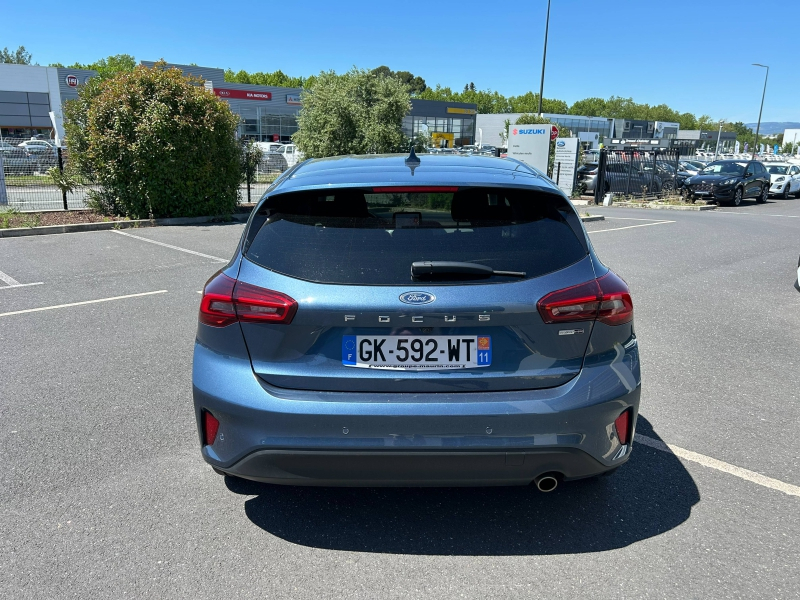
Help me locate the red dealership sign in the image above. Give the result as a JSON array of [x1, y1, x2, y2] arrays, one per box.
[[214, 88, 272, 101], [550, 125, 559, 141]]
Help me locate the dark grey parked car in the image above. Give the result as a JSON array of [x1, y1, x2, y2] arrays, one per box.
[[684, 160, 770, 206], [581, 162, 663, 199]]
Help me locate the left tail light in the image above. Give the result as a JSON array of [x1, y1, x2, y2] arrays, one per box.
[[199, 271, 298, 327], [537, 271, 633, 326]]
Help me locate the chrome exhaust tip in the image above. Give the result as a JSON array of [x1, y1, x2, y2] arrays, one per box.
[[534, 473, 560, 492]]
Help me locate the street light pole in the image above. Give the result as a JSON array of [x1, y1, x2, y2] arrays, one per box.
[[537, 0, 551, 116], [714, 120, 725, 161], [752, 63, 769, 159]]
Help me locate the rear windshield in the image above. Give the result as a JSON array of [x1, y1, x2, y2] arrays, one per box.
[[244, 187, 588, 285]]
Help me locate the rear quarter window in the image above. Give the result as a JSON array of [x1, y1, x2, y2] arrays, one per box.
[[244, 187, 588, 285]]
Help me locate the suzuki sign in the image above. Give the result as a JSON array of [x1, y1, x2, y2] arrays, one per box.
[[507, 126, 550, 173]]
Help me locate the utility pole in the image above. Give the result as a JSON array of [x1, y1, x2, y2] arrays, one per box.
[[538, 0, 551, 116], [752, 63, 769, 159]]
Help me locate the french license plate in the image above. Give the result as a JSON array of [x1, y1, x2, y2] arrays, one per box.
[[342, 335, 492, 370]]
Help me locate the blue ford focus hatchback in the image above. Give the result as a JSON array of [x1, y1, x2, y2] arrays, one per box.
[[193, 153, 640, 491]]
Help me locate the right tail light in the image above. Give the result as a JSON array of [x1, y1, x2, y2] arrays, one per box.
[[537, 271, 633, 326]]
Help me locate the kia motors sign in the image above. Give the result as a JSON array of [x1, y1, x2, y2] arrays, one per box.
[[550, 125, 559, 141], [506, 126, 550, 173], [65, 74, 79, 88], [214, 88, 272, 101]]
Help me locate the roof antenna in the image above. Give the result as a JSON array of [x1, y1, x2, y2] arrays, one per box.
[[405, 143, 421, 175]]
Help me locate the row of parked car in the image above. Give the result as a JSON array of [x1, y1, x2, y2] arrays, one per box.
[[578, 150, 800, 206], [0, 138, 59, 175]]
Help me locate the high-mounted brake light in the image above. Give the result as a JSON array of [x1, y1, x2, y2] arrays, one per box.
[[199, 271, 298, 327], [537, 271, 633, 326], [372, 186, 459, 193], [203, 410, 220, 446]]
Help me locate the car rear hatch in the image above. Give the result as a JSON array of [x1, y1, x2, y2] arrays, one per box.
[[235, 185, 598, 393]]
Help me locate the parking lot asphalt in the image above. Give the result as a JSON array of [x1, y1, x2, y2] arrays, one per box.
[[2, 198, 799, 599]]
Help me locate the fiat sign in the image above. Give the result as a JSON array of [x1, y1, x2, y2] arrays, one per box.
[[550, 125, 559, 141], [65, 75, 79, 88]]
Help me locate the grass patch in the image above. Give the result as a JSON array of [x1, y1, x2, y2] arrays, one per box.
[[0, 207, 42, 229]]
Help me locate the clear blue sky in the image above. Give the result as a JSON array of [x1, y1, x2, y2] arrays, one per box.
[[4, 0, 797, 122]]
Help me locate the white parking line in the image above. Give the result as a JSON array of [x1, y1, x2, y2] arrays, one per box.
[[714, 211, 800, 218], [601, 216, 673, 221], [0, 282, 44, 289], [0, 269, 21, 286], [111, 230, 227, 262], [637, 434, 800, 498], [589, 221, 675, 233], [0, 290, 168, 318]]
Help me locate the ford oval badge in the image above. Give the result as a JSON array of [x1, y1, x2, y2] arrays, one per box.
[[399, 291, 436, 305], [556, 140, 565, 147]]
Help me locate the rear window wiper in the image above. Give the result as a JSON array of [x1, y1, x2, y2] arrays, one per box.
[[411, 261, 526, 280]]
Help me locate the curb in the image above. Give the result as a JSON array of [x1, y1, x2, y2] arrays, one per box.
[[580, 215, 605, 222], [0, 213, 249, 238], [603, 202, 717, 211]]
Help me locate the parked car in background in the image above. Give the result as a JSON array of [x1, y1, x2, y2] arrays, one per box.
[[683, 160, 770, 205], [193, 153, 640, 488], [679, 161, 703, 175], [581, 161, 663, 198], [254, 142, 284, 154], [273, 144, 301, 168], [2, 148, 39, 174], [765, 163, 800, 199]]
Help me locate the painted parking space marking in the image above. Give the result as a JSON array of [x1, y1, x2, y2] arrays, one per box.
[[0, 290, 167, 318], [714, 211, 800, 218], [0, 282, 44, 289], [111, 230, 227, 262], [601, 216, 675, 221], [0, 269, 44, 289], [589, 220, 675, 233], [0, 269, 21, 286], [637, 434, 800, 498]]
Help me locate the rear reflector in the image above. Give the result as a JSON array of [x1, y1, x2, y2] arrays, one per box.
[[203, 411, 220, 446], [537, 271, 633, 326], [371, 186, 459, 193], [614, 409, 631, 445], [199, 271, 298, 327]]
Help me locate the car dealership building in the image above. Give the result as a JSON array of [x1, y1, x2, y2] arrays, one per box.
[[1, 60, 479, 147], [143, 62, 478, 146], [0, 63, 98, 141]]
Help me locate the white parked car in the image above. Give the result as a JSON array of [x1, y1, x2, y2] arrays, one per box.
[[765, 163, 800, 199], [254, 142, 284, 154], [273, 144, 301, 168]]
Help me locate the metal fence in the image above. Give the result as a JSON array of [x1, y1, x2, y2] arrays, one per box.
[[593, 148, 682, 204], [0, 137, 293, 212]]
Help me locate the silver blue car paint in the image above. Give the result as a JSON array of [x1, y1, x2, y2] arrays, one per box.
[[192, 154, 641, 485]]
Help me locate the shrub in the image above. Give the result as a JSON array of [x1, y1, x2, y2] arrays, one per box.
[[293, 68, 411, 158], [63, 61, 242, 218]]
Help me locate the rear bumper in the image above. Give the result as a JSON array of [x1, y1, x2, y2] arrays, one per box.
[[192, 336, 641, 486], [220, 447, 620, 486]]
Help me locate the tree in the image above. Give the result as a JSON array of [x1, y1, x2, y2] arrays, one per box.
[[293, 68, 411, 158], [224, 68, 307, 88], [63, 61, 242, 218], [51, 54, 136, 80], [240, 139, 264, 203], [508, 92, 568, 114], [371, 66, 427, 94], [0, 45, 32, 64]]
